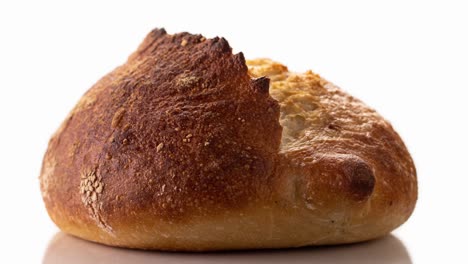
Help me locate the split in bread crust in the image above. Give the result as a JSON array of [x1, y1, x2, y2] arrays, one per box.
[[40, 28, 417, 251]]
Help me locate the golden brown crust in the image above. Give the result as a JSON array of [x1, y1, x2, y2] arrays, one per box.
[[40, 29, 417, 251], [251, 59, 417, 246]]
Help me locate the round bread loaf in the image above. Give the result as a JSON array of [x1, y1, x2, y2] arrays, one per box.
[[40, 28, 417, 251]]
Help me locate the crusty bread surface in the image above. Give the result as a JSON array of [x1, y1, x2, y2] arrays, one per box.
[[40, 29, 417, 251]]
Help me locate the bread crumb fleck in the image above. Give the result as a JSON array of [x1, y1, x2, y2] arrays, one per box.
[[186, 134, 193, 138], [181, 39, 188, 46], [80, 169, 109, 231], [96, 184, 103, 194], [177, 75, 200, 88], [156, 143, 164, 152], [200, 37, 206, 42], [111, 108, 126, 128], [204, 141, 210, 146]]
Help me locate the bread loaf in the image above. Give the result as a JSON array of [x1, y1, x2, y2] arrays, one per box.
[[40, 28, 417, 251]]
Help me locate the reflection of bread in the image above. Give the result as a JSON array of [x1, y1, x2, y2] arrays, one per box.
[[40, 28, 417, 251], [43, 232, 412, 264]]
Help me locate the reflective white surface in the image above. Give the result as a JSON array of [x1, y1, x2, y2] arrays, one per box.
[[43, 233, 411, 264]]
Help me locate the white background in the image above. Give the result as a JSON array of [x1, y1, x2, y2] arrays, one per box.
[[1, 1, 467, 263]]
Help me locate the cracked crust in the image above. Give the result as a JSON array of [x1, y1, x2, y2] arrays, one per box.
[[40, 28, 417, 251]]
